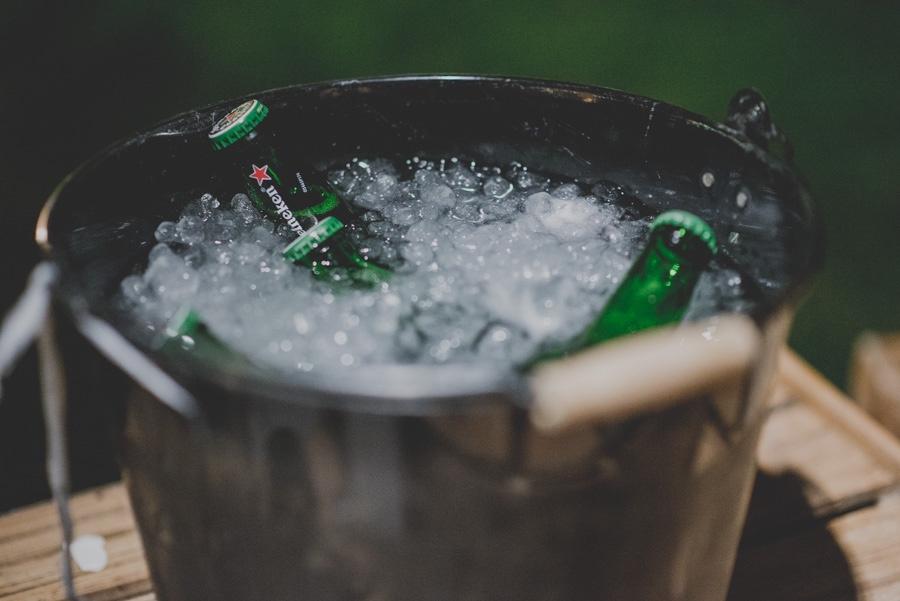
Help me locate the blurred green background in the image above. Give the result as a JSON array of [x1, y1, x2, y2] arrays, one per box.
[[1, 1, 898, 508]]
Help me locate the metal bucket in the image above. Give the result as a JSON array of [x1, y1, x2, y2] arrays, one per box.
[[36, 76, 821, 601]]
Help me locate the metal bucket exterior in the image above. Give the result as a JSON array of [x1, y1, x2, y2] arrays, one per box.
[[39, 76, 819, 601], [121, 310, 788, 601]]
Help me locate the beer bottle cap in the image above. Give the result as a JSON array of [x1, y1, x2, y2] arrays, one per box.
[[208, 99, 269, 150], [651, 210, 718, 255], [165, 306, 201, 338]]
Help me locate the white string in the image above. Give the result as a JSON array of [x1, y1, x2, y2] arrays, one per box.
[[0, 262, 81, 600], [0, 262, 58, 399], [39, 312, 81, 601]]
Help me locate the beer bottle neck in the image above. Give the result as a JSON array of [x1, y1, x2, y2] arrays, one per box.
[[582, 226, 709, 345]]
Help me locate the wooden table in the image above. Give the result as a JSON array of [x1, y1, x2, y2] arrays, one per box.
[[2, 353, 900, 601]]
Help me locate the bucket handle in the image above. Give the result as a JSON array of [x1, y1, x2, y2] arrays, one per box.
[[528, 314, 761, 433], [71, 312, 201, 419], [726, 88, 794, 163]]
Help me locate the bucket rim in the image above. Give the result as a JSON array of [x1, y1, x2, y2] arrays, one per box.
[[35, 73, 822, 416]]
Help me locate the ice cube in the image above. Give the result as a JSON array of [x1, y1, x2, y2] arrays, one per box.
[[483, 175, 514, 199], [420, 182, 457, 208], [154, 221, 178, 243], [231, 193, 259, 224]]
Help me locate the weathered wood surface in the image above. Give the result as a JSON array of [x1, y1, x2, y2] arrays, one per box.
[[2, 362, 899, 601], [0, 486, 150, 601]]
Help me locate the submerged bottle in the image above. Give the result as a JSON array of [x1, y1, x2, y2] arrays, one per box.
[[158, 307, 248, 369], [532, 210, 718, 363], [208, 98, 389, 286]]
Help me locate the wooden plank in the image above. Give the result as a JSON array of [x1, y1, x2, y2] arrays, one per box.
[[779, 349, 900, 477], [0, 486, 150, 601], [839, 500, 900, 601], [737, 352, 900, 541], [730, 491, 900, 601], [0, 496, 136, 567], [756, 400, 897, 514], [851, 332, 900, 440], [0, 531, 152, 601], [0, 486, 129, 548]]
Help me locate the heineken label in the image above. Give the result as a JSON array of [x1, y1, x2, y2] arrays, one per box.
[[248, 163, 305, 235]]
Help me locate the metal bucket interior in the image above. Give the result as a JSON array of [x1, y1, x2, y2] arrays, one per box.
[[38, 75, 819, 410], [37, 76, 821, 601]]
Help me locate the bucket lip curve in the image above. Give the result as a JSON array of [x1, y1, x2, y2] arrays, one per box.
[[142, 72, 811, 179], [36, 73, 820, 414]]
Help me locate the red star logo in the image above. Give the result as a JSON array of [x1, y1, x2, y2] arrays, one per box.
[[249, 164, 271, 186]]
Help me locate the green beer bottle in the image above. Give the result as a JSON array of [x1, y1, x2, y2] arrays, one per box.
[[532, 210, 718, 363], [157, 307, 244, 367], [208, 98, 389, 287]]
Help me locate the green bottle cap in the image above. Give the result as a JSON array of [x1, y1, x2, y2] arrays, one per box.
[[651, 210, 718, 255], [208, 99, 269, 150], [282, 216, 345, 262], [165, 306, 201, 338]]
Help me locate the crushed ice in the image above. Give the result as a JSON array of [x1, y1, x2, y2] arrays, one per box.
[[120, 158, 746, 373]]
